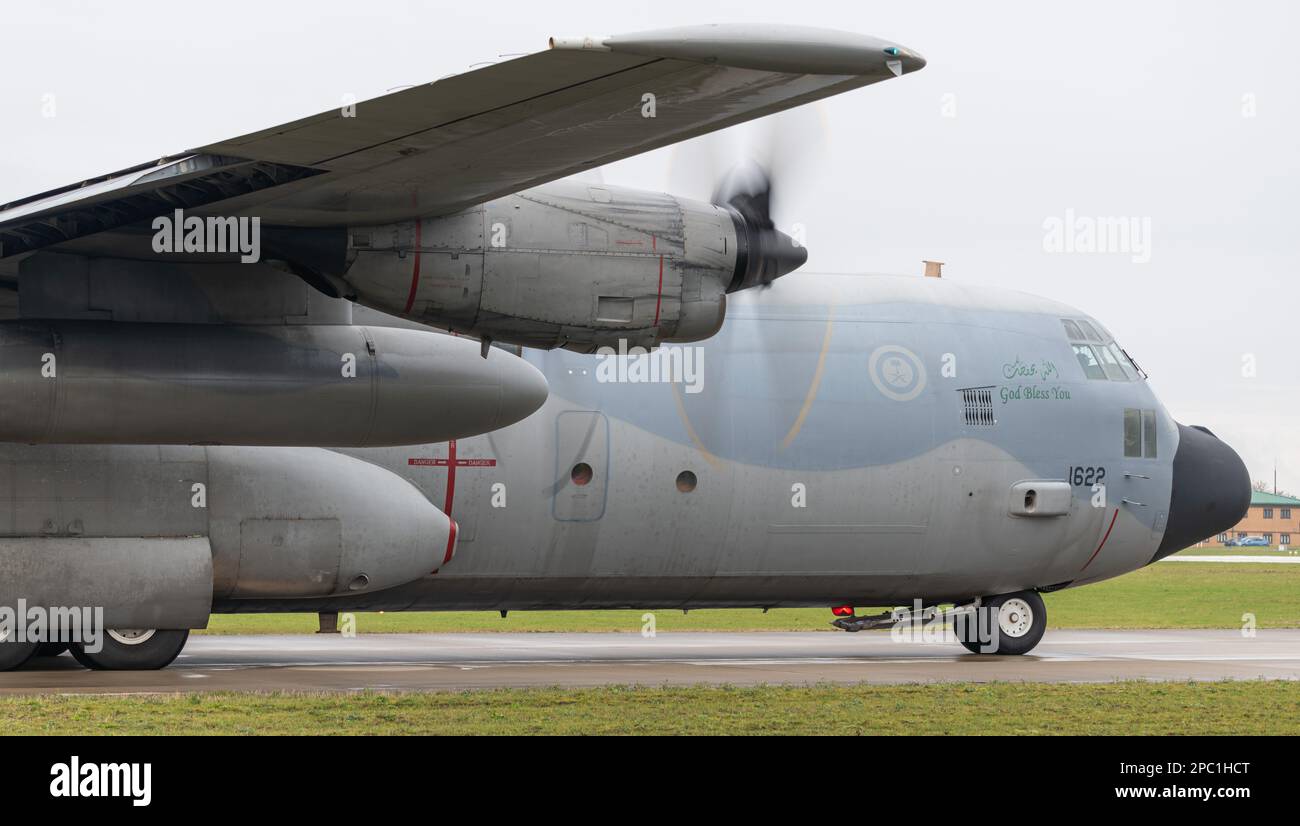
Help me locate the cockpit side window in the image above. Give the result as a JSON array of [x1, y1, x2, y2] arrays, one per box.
[[1141, 410, 1158, 458], [1124, 407, 1159, 458], [1124, 409, 1143, 457]]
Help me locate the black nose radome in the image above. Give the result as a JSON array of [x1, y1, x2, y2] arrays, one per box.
[[1151, 423, 1251, 562]]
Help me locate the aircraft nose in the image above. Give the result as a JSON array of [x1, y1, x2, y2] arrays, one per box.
[[1151, 423, 1251, 562]]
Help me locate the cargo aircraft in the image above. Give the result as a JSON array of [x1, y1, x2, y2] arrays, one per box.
[[0, 26, 1248, 670]]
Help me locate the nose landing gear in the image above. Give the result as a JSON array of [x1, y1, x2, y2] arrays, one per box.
[[829, 589, 1048, 656], [954, 590, 1047, 656]]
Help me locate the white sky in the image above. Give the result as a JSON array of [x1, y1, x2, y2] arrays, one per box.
[[3, 1, 1297, 490]]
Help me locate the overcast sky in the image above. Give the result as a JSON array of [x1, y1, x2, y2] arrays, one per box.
[[3, 1, 1297, 490]]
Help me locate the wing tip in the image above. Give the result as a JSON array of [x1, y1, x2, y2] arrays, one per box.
[[600, 24, 926, 77], [548, 35, 611, 52]]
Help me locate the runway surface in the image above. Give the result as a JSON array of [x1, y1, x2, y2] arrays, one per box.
[[3, 630, 1299, 694]]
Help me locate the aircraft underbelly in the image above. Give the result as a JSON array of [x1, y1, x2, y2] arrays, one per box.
[[721, 459, 935, 576]]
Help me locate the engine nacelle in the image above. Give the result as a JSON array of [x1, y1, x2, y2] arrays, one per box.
[[341, 181, 800, 352]]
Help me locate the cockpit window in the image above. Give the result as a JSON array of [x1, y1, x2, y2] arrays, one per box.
[[1061, 317, 1141, 381], [1072, 344, 1106, 380], [1094, 343, 1127, 381], [1142, 410, 1158, 458], [1123, 408, 1158, 458], [1107, 343, 1139, 381], [1076, 319, 1103, 342], [1124, 409, 1143, 457]]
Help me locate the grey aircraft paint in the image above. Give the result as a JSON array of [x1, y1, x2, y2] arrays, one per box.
[[4, 270, 1251, 630]]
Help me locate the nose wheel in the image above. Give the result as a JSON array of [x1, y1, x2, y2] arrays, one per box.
[[954, 590, 1047, 655], [69, 629, 190, 670]]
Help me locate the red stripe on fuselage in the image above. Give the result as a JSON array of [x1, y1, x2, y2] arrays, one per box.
[[1079, 508, 1120, 573]]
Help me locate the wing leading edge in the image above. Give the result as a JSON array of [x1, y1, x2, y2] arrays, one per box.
[[0, 24, 924, 259]]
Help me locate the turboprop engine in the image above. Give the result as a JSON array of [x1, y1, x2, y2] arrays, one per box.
[[338, 179, 806, 352], [0, 444, 457, 631]]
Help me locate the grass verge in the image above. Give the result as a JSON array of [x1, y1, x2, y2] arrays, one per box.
[[5, 681, 1296, 735]]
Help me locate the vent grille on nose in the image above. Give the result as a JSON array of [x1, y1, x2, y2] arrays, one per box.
[[959, 386, 996, 426]]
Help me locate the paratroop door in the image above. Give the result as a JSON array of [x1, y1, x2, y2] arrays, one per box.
[[552, 411, 609, 522]]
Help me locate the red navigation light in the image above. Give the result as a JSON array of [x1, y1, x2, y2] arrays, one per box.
[[831, 605, 854, 617]]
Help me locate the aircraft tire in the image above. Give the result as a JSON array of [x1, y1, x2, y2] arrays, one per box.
[[35, 642, 69, 658], [955, 590, 1046, 655], [0, 635, 39, 671], [69, 629, 190, 670]]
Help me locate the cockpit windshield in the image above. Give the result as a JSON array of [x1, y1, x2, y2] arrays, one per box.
[[1061, 318, 1144, 381]]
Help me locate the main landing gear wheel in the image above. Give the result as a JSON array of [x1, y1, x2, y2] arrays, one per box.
[[0, 628, 39, 671], [954, 590, 1046, 656], [70, 629, 190, 671]]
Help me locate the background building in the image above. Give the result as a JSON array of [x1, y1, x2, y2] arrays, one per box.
[[1200, 491, 1299, 548]]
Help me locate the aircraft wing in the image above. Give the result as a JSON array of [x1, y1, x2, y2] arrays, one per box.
[[0, 24, 923, 259]]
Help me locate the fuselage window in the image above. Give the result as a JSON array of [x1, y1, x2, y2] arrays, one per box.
[[1074, 344, 1107, 380], [1124, 408, 1158, 458]]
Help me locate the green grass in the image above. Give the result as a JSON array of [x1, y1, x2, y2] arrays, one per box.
[[198, 563, 1300, 635], [5, 682, 1296, 735], [1046, 563, 1299, 628]]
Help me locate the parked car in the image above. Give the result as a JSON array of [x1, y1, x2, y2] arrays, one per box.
[[1235, 536, 1271, 547]]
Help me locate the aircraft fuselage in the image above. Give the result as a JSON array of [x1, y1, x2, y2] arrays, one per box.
[[220, 272, 1195, 613]]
